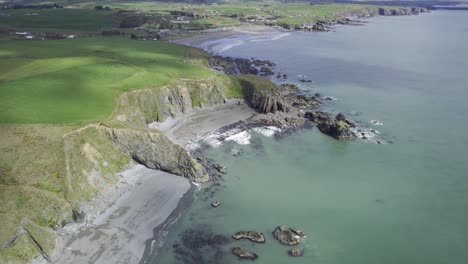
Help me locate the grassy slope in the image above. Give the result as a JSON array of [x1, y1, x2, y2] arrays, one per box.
[[0, 37, 214, 124], [0, 123, 133, 262], [0, 125, 76, 261]]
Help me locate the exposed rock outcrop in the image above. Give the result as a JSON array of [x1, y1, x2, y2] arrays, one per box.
[[291, 6, 428, 32], [240, 75, 286, 114], [259, 67, 274, 76], [113, 78, 227, 126], [209, 56, 259, 75], [378, 7, 428, 16], [288, 248, 304, 257], [99, 125, 208, 182], [252, 59, 276, 67], [232, 247, 258, 260], [232, 231, 266, 243], [272, 226, 304, 246], [213, 163, 226, 174], [305, 111, 357, 140]]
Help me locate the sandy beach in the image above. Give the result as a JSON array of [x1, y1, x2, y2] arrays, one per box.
[[45, 166, 190, 264], [149, 99, 255, 147], [170, 25, 285, 52]]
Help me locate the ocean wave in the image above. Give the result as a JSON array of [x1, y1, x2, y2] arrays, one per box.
[[218, 40, 244, 53], [200, 125, 282, 148], [370, 120, 384, 126], [203, 133, 224, 148], [271, 33, 290, 40], [225, 131, 251, 145], [249, 33, 291, 43], [198, 38, 244, 53], [352, 127, 383, 144], [320, 96, 338, 101], [202, 128, 245, 147], [252, 126, 282, 137]]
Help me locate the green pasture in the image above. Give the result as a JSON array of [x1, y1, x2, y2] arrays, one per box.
[[0, 8, 118, 33], [0, 37, 214, 124]]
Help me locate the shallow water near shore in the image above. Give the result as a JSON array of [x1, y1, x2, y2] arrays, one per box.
[[145, 11, 468, 264]]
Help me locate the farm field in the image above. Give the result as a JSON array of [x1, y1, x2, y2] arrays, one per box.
[[0, 8, 118, 33]]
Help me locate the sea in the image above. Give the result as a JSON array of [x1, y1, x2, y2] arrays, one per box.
[[144, 10, 468, 264]]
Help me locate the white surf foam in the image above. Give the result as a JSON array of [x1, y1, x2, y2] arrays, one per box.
[[252, 126, 282, 137], [370, 120, 384, 126], [225, 131, 251, 145], [352, 127, 383, 144], [203, 133, 223, 148], [218, 40, 244, 53], [271, 33, 290, 40]]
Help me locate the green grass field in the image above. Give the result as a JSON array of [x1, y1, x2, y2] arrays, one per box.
[[0, 8, 118, 33], [0, 37, 214, 124]]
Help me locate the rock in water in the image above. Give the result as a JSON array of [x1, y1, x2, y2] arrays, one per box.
[[232, 231, 266, 243], [259, 67, 274, 76], [213, 163, 226, 174], [252, 59, 276, 67], [288, 248, 304, 257], [305, 111, 357, 140], [211, 201, 220, 207], [290, 228, 305, 237], [272, 226, 303, 245], [232, 247, 258, 260]]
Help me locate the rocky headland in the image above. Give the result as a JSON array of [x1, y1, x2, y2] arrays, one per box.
[[281, 6, 429, 32], [207, 55, 358, 140]]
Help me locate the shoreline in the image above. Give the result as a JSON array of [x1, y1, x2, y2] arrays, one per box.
[[148, 99, 255, 148], [169, 10, 431, 54], [41, 11, 431, 263], [38, 100, 257, 264], [37, 165, 191, 264], [139, 179, 197, 264], [134, 15, 396, 263], [170, 24, 284, 49]]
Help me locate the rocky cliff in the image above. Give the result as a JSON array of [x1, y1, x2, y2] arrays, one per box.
[[238, 75, 286, 114], [99, 125, 208, 182], [378, 7, 428, 16], [112, 77, 229, 126], [298, 6, 429, 32]]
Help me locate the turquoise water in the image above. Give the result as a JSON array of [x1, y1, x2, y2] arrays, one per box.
[[148, 11, 468, 264]]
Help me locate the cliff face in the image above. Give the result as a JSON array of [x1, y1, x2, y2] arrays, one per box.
[[335, 6, 428, 18], [378, 7, 428, 16], [238, 75, 286, 114], [112, 78, 227, 126], [99, 125, 208, 182]]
